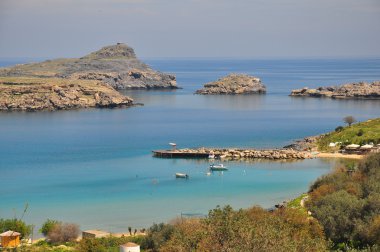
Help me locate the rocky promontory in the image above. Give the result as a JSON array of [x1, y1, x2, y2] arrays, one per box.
[[290, 81, 380, 99], [195, 74, 266, 95], [0, 43, 178, 90], [0, 77, 133, 111]]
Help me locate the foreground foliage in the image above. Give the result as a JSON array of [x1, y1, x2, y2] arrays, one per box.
[[143, 206, 328, 252], [307, 153, 380, 249]]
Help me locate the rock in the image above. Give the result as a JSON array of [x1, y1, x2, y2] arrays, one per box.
[[0, 43, 178, 90], [195, 74, 266, 95], [0, 77, 134, 111], [290, 81, 380, 99]]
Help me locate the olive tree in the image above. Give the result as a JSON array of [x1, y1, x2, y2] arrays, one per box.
[[343, 116, 357, 126]]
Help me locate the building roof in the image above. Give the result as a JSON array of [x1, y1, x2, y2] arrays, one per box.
[[121, 242, 139, 247], [0, 230, 21, 237], [360, 144, 374, 149], [346, 144, 360, 149]]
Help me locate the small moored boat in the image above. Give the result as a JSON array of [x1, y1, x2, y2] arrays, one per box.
[[175, 173, 189, 179], [209, 164, 228, 171]]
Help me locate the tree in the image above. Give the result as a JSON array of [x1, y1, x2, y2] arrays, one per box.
[[343, 116, 357, 126], [40, 219, 61, 237], [310, 190, 365, 243], [0, 218, 32, 238], [141, 223, 174, 251]]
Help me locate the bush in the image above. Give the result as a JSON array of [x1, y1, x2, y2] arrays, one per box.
[[159, 205, 328, 252], [77, 238, 106, 252], [47, 222, 80, 244], [40, 219, 61, 237], [335, 126, 344, 132], [77, 235, 146, 252], [357, 129, 364, 136]]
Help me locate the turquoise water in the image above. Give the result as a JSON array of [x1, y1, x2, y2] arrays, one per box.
[[0, 58, 380, 234]]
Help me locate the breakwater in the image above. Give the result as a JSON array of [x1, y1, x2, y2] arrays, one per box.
[[153, 147, 314, 160]]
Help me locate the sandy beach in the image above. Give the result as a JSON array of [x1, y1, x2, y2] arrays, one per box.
[[317, 152, 364, 160]]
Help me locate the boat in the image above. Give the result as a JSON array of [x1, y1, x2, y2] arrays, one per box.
[[209, 164, 228, 171], [208, 154, 215, 159], [175, 173, 189, 179]]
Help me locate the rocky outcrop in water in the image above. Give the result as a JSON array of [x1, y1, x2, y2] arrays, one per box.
[[0, 43, 178, 90], [283, 136, 320, 151], [195, 74, 266, 95], [0, 77, 133, 111], [290, 81, 380, 99]]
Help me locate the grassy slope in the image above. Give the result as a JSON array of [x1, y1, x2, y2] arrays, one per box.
[[287, 193, 308, 214], [317, 118, 380, 151]]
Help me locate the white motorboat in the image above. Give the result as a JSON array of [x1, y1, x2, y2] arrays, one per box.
[[175, 173, 189, 179], [209, 164, 228, 171]]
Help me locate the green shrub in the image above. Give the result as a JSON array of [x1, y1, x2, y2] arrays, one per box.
[[159, 205, 328, 252], [336, 126, 344, 132], [40, 219, 61, 237], [357, 129, 364, 136]]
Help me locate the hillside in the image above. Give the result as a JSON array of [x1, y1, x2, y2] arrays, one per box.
[[0, 43, 178, 89], [317, 118, 380, 151]]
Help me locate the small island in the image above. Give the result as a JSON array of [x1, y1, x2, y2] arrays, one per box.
[[195, 74, 266, 95], [290, 81, 380, 99]]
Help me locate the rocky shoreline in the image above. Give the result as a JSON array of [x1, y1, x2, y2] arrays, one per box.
[[195, 74, 266, 95], [166, 147, 314, 160], [0, 77, 134, 111], [290, 81, 380, 99]]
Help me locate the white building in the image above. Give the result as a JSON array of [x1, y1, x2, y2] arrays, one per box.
[[120, 242, 140, 252]]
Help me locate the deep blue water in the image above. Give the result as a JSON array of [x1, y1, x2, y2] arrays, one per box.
[[0, 58, 379, 234]]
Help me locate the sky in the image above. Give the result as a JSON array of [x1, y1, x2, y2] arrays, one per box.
[[0, 0, 379, 59]]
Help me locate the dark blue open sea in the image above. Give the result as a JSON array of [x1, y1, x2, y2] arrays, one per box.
[[1, 58, 380, 234]]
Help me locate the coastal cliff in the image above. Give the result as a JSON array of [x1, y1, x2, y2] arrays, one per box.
[[195, 74, 266, 95], [0, 77, 133, 111], [0, 43, 178, 90], [290, 81, 380, 99]]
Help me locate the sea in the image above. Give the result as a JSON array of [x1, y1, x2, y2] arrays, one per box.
[[0, 58, 380, 235]]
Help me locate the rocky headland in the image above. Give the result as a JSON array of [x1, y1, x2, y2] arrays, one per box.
[[290, 81, 380, 99], [0, 43, 178, 90], [0, 77, 133, 111], [195, 74, 266, 95]]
